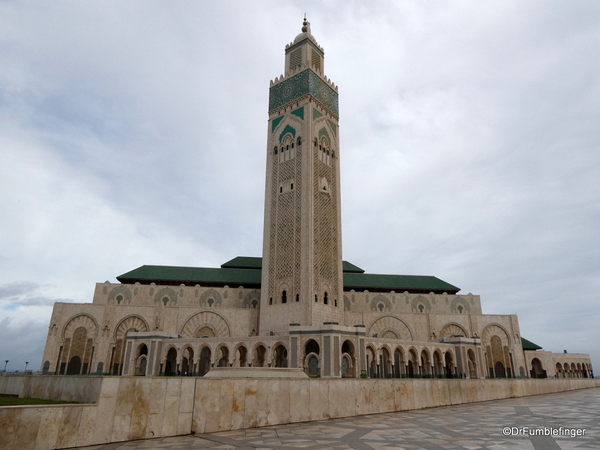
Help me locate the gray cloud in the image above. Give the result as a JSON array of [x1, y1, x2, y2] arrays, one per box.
[[0, 281, 40, 299], [0, 1, 598, 370]]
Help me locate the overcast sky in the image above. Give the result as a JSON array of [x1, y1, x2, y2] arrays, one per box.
[[1, 1, 599, 373]]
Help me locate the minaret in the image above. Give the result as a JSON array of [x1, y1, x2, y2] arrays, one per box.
[[259, 18, 344, 334]]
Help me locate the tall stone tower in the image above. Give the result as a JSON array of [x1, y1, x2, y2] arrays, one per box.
[[259, 18, 344, 334]]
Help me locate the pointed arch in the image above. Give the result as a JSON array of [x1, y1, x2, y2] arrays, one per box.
[[62, 314, 99, 341], [440, 323, 468, 339], [180, 311, 231, 338], [481, 324, 511, 346], [279, 124, 297, 143], [108, 315, 148, 376], [368, 315, 413, 341], [317, 127, 331, 147], [114, 315, 149, 340]]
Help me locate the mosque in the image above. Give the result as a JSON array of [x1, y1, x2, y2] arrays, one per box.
[[40, 19, 593, 382]]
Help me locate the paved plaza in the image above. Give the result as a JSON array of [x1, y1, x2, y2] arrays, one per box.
[[73, 387, 600, 450]]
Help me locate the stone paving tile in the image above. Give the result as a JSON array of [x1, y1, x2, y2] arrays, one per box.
[[70, 388, 600, 450]]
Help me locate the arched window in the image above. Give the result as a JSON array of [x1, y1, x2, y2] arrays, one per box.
[[314, 294, 318, 303], [324, 292, 328, 305], [282, 290, 287, 304], [269, 297, 273, 305], [296, 294, 299, 302]]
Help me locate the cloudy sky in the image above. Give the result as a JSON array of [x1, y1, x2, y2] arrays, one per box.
[[1, 1, 599, 373]]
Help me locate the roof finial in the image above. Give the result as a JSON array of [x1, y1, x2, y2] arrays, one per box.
[[302, 15, 309, 33]]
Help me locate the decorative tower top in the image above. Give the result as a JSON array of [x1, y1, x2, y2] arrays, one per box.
[[270, 18, 338, 117], [301, 16, 310, 34]]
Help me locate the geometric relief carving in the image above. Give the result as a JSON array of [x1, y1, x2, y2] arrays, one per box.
[[195, 326, 216, 338], [243, 290, 260, 309], [481, 324, 510, 347], [343, 295, 351, 311], [107, 286, 132, 305], [62, 314, 99, 341], [368, 316, 413, 341], [115, 316, 149, 340], [450, 297, 471, 314], [411, 296, 431, 313], [370, 294, 391, 312], [312, 149, 339, 299], [440, 323, 468, 338], [154, 287, 178, 306], [199, 288, 223, 307], [181, 311, 230, 338]]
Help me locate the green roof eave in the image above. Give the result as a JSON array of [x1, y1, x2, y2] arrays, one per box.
[[342, 272, 460, 294], [115, 259, 460, 294], [218, 257, 365, 273], [116, 265, 262, 287], [220, 256, 262, 270], [522, 337, 543, 351], [342, 261, 365, 273]]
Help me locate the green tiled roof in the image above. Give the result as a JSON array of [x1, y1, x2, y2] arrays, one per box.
[[220, 257, 365, 273], [117, 265, 262, 287], [343, 273, 459, 293], [522, 337, 543, 351], [221, 256, 262, 270], [342, 261, 365, 273], [116, 257, 459, 294]]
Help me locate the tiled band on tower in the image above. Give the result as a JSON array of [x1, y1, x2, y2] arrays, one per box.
[[40, 19, 593, 381]]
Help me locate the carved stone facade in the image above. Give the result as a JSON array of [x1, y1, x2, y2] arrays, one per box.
[[40, 19, 593, 381]]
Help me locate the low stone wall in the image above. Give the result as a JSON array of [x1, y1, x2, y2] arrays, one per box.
[[0, 377, 195, 450], [0, 376, 599, 450], [0, 375, 103, 404], [192, 377, 600, 433], [1, 404, 99, 450], [0, 373, 28, 396]]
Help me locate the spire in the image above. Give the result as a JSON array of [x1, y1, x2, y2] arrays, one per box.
[[302, 15, 311, 34]]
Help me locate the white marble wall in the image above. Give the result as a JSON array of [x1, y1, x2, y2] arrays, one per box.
[[0, 374, 105, 404], [0, 376, 195, 450], [2, 376, 599, 450], [192, 377, 600, 433]]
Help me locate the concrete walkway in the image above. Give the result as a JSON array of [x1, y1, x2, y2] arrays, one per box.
[[71, 387, 600, 450]]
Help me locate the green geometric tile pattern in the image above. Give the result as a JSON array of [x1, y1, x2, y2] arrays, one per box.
[[271, 116, 284, 132], [279, 124, 296, 143], [291, 107, 304, 120], [313, 108, 322, 120], [318, 127, 331, 146], [269, 69, 338, 116], [327, 119, 337, 137]]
